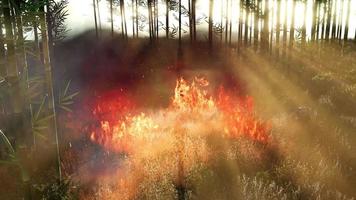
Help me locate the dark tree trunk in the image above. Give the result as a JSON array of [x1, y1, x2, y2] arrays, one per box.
[[166, 0, 169, 39], [261, 0, 269, 53], [136, 0, 139, 37], [276, 0, 281, 57], [325, 0, 332, 41], [110, 0, 114, 37], [208, 0, 214, 48], [96, 0, 102, 34], [244, 1, 249, 46], [282, 0, 287, 57], [311, 0, 317, 41], [120, 0, 127, 39], [343, 0, 350, 41], [301, 1, 307, 45], [132, 0, 135, 37], [331, 0, 337, 39], [337, 0, 344, 40], [315, 2, 321, 41], [192, 0, 196, 41], [253, 0, 259, 51], [179, 0, 182, 45], [289, 0, 295, 47], [92, 0, 98, 39], [229, 0, 232, 46]]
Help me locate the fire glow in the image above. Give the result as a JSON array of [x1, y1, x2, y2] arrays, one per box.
[[89, 77, 270, 154]]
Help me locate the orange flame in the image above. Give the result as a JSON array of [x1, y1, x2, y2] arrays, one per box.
[[88, 77, 270, 154]]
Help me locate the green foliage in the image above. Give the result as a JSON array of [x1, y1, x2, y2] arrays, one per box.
[[0, 130, 30, 182], [58, 80, 79, 113]]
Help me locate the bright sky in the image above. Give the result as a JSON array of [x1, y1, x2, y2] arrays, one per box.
[[65, 0, 356, 40]]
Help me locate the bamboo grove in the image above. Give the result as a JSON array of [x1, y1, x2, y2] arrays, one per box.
[[0, 0, 71, 199], [92, 0, 355, 50]]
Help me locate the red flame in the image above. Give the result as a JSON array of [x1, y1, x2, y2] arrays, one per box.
[[87, 77, 270, 154]]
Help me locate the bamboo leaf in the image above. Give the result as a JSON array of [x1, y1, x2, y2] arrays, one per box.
[[58, 105, 72, 113], [0, 130, 15, 155], [34, 96, 47, 121]]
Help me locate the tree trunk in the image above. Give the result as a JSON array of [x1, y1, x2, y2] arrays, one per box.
[[3, 0, 17, 77], [343, 0, 350, 41], [92, 0, 98, 39], [136, 0, 139, 37], [331, 0, 337, 39], [301, 0, 307, 45], [337, 0, 344, 40], [321, 2, 326, 40], [96, 0, 102, 35], [132, 0, 135, 37], [325, 0, 332, 40], [289, 0, 295, 47], [229, 0, 232, 46], [179, 0, 182, 45], [189, 0, 193, 43], [261, 0, 269, 53], [0, 5, 6, 77], [276, 0, 281, 57], [244, 1, 249, 46], [311, 0, 317, 41], [208, 0, 213, 48], [166, 0, 169, 39], [282, 0, 287, 57], [39, 5, 62, 182], [253, 0, 259, 51], [110, 0, 114, 37], [192, 0, 196, 41]]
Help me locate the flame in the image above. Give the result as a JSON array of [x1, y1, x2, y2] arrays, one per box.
[[89, 77, 270, 154]]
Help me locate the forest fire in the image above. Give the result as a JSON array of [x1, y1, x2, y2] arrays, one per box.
[[88, 77, 270, 155]]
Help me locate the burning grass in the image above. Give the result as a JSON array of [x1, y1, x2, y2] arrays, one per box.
[[76, 76, 272, 199]]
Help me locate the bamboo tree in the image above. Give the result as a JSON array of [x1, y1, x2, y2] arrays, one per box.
[[325, 0, 332, 40], [290, 0, 295, 47], [276, 0, 281, 56], [282, 0, 287, 57], [311, 0, 318, 41], [315, 2, 321, 40], [0, 6, 5, 77], [321, 1, 326, 40], [39, 5, 62, 181], [301, 0, 307, 45], [96, 0, 102, 35], [3, 0, 17, 77], [92, 0, 98, 39], [261, 0, 269, 53], [165, 0, 169, 39], [136, 0, 139, 37], [229, 0, 232, 45], [208, 0, 213, 48], [238, 0, 243, 53], [253, 0, 259, 51], [189, 0, 192, 43], [244, 0, 250, 46], [337, 0, 344, 40], [148, 0, 153, 40], [343, 0, 350, 41], [110, 0, 114, 37], [331, 0, 337, 39], [179, 0, 182, 44], [192, 0, 196, 41]]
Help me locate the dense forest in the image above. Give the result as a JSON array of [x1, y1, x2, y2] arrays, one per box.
[[1, 0, 356, 199]]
